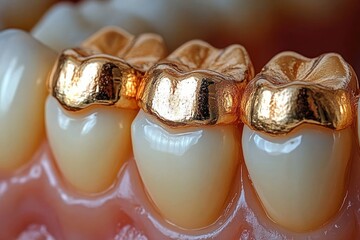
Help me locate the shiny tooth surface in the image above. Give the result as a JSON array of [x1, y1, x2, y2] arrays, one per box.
[[45, 96, 137, 193], [0, 29, 57, 171], [242, 124, 352, 232], [132, 110, 240, 229]]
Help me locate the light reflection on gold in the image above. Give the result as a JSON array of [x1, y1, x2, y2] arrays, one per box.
[[138, 40, 254, 126], [241, 51, 359, 135], [49, 27, 167, 111]]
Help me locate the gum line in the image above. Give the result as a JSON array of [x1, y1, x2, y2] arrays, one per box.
[[0, 127, 359, 239]]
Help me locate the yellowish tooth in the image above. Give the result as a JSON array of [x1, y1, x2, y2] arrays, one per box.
[[45, 27, 166, 193], [242, 124, 352, 231], [132, 39, 252, 229], [0, 29, 57, 171], [132, 110, 240, 229], [240, 51, 358, 231], [45, 96, 137, 193]]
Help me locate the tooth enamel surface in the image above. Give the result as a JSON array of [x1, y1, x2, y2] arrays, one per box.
[[132, 110, 239, 229], [31, 2, 99, 51], [0, 29, 57, 171], [45, 96, 137, 193], [31, 1, 150, 51], [242, 124, 352, 232]]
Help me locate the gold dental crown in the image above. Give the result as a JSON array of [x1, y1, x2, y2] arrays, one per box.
[[241, 51, 359, 135], [137, 40, 254, 127], [49, 26, 167, 111]]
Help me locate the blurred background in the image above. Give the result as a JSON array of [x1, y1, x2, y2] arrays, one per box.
[[0, 0, 359, 74]]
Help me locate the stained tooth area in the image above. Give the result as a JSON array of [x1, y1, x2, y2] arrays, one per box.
[[132, 110, 239, 229], [45, 96, 137, 193], [242, 124, 352, 232], [0, 29, 57, 171]]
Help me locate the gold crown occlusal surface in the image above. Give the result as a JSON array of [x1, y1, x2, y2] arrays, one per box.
[[138, 40, 254, 127], [49, 26, 167, 111], [241, 51, 359, 135]]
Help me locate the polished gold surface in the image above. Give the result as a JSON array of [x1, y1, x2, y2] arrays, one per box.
[[49, 27, 167, 110], [241, 51, 359, 134], [138, 40, 254, 126]]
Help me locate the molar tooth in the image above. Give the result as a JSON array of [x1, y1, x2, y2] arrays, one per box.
[[32, 2, 99, 51], [133, 40, 253, 229], [45, 28, 166, 193], [132, 110, 240, 229], [0, 29, 57, 171], [241, 52, 359, 231], [31, 1, 151, 51], [242, 124, 352, 231]]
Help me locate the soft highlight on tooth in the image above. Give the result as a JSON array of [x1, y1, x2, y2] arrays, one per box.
[[143, 122, 202, 156], [132, 110, 240, 229], [0, 29, 57, 171], [46, 96, 137, 193]]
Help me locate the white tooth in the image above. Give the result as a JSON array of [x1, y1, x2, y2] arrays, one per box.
[[0, 0, 56, 30], [45, 96, 137, 193], [0, 29, 57, 171], [31, 2, 99, 51], [242, 124, 352, 231], [132, 110, 239, 229], [77, 1, 151, 35], [31, 1, 151, 52]]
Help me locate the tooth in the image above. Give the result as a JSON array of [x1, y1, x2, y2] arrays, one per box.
[[133, 40, 254, 228], [0, 29, 57, 171], [31, 2, 100, 51], [0, 0, 56, 30], [46, 28, 166, 193], [243, 124, 352, 231], [45, 96, 137, 193], [31, 1, 151, 51], [240, 52, 359, 231], [132, 110, 240, 229]]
